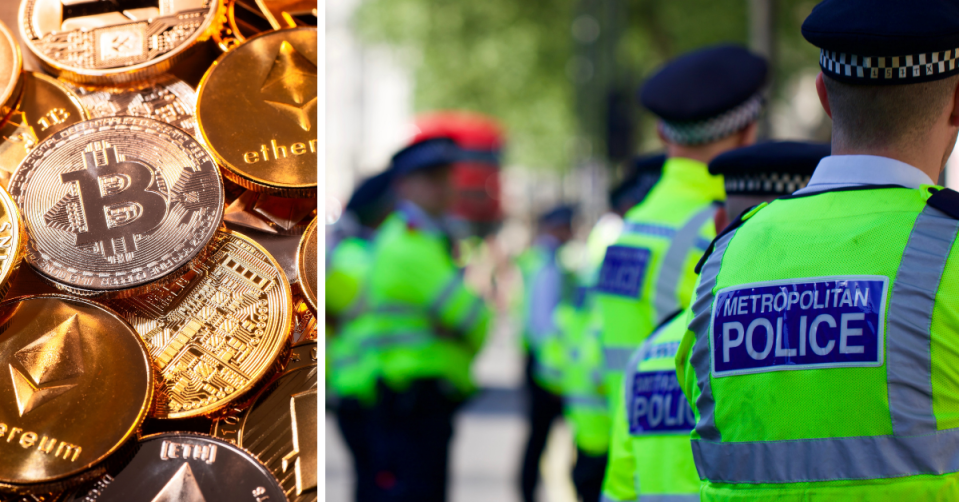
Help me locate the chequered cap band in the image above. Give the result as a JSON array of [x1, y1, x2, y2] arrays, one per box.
[[658, 93, 764, 146], [820, 49, 959, 83], [725, 173, 811, 195]]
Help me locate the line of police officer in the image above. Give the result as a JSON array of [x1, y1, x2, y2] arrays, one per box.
[[328, 0, 959, 499]]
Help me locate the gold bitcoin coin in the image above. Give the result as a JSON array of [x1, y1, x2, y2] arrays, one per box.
[[212, 341, 317, 501], [296, 216, 316, 310], [18, 0, 224, 85], [105, 229, 292, 419], [0, 72, 87, 189], [63, 75, 198, 137], [196, 27, 317, 197], [0, 295, 153, 494], [8, 116, 225, 298], [0, 19, 21, 128]]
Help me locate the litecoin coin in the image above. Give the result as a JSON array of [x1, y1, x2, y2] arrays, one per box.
[[0, 295, 152, 494], [197, 27, 317, 197], [0, 72, 87, 189], [105, 229, 292, 419], [63, 75, 198, 137], [18, 0, 223, 85], [0, 19, 21, 126], [8, 116, 224, 298], [213, 341, 317, 501], [296, 216, 316, 310], [60, 433, 285, 502]]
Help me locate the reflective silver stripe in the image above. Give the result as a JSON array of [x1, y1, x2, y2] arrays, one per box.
[[639, 495, 699, 502], [565, 394, 607, 410], [692, 427, 959, 483], [654, 205, 719, 325], [600, 495, 632, 502], [624, 222, 677, 238], [887, 204, 959, 435], [456, 297, 485, 335], [341, 291, 368, 322], [429, 272, 464, 318], [374, 304, 421, 315], [362, 333, 431, 349], [689, 230, 739, 442], [333, 354, 361, 368], [604, 347, 635, 373]]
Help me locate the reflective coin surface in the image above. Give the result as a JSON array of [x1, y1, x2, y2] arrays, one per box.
[[257, 0, 317, 30], [19, 0, 223, 85], [0, 72, 86, 189], [0, 295, 152, 493], [296, 216, 316, 310], [9, 116, 224, 298], [106, 229, 292, 419], [60, 433, 285, 502], [63, 75, 198, 137], [224, 181, 317, 235], [290, 292, 316, 343], [213, 341, 317, 501], [0, 19, 21, 125], [0, 183, 25, 300], [197, 27, 317, 197]]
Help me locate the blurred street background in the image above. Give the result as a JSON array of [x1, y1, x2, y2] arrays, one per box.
[[325, 1, 959, 500]]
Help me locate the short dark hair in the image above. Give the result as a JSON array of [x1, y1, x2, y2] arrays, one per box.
[[824, 74, 959, 150]]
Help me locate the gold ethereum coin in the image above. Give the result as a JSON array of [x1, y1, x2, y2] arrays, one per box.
[[0, 295, 153, 494], [296, 216, 317, 310], [8, 116, 225, 298], [18, 0, 224, 85], [0, 72, 87, 189], [0, 19, 22, 128], [197, 27, 317, 197], [105, 229, 293, 419], [212, 340, 317, 501]]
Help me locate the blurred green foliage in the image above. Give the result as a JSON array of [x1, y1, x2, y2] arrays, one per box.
[[355, 0, 822, 170]]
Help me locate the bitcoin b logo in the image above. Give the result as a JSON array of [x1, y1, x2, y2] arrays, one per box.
[[51, 143, 167, 258]]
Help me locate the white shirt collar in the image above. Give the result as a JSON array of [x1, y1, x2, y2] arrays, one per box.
[[793, 155, 935, 195]]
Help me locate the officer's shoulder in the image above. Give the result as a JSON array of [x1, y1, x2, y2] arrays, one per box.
[[694, 202, 768, 274]]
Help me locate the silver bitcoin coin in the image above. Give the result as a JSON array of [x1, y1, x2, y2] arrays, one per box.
[[8, 116, 224, 298]]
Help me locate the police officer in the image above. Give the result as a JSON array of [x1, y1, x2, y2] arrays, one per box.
[[676, 1, 959, 497], [517, 204, 577, 502], [554, 153, 665, 502], [594, 45, 768, 417], [327, 170, 395, 502], [367, 137, 492, 502], [603, 141, 828, 502]]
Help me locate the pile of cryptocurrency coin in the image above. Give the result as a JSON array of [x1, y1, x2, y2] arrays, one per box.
[[0, 0, 318, 500]]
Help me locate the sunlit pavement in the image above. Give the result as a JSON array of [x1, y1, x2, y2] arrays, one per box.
[[325, 320, 578, 502]]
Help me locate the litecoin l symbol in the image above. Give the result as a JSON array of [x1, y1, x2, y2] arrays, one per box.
[[282, 389, 318, 495], [57, 143, 167, 257]]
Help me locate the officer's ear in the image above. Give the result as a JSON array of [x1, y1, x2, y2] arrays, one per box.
[[816, 72, 833, 119], [949, 77, 959, 127], [714, 206, 729, 235]]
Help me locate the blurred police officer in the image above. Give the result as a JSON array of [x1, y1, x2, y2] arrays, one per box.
[[367, 137, 492, 502], [327, 170, 396, 502], [516, 204, 577, 502], [676, 1, 959, 498], [552, 153, 664, 502], [603, 141, 828, 502], [594, 45, 768, 419]]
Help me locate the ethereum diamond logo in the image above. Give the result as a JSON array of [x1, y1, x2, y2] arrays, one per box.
[[261, 41, 317, 132], [9, 315, 84, 416], [151, 462, 207, 502]]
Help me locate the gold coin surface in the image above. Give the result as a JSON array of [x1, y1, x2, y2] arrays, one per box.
[[290, 291, 316, 343], [212, 341, 317, 501], [0, 72, 87, 189], [106, 229, 292, 419], [63, 75, 198, 137], [197, 27, 317, 197], [223, 177, 316, 235], [0, 19, 21, 125], [18, 0, 223, 85], [0, 295, 153, 493], [8, 116, 225, 298], [296, 216, 316, 310], [0, 183, 25, 301]]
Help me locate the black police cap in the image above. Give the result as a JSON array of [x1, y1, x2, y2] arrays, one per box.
[[640, 45, 767, 122], [708, 141, 830, 196], [538, 205, 576, 228], [803, 0, 959, 84], [609, 153, 665, 209], [346, 170, 394, 214], [390, 137, 463, 178]]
